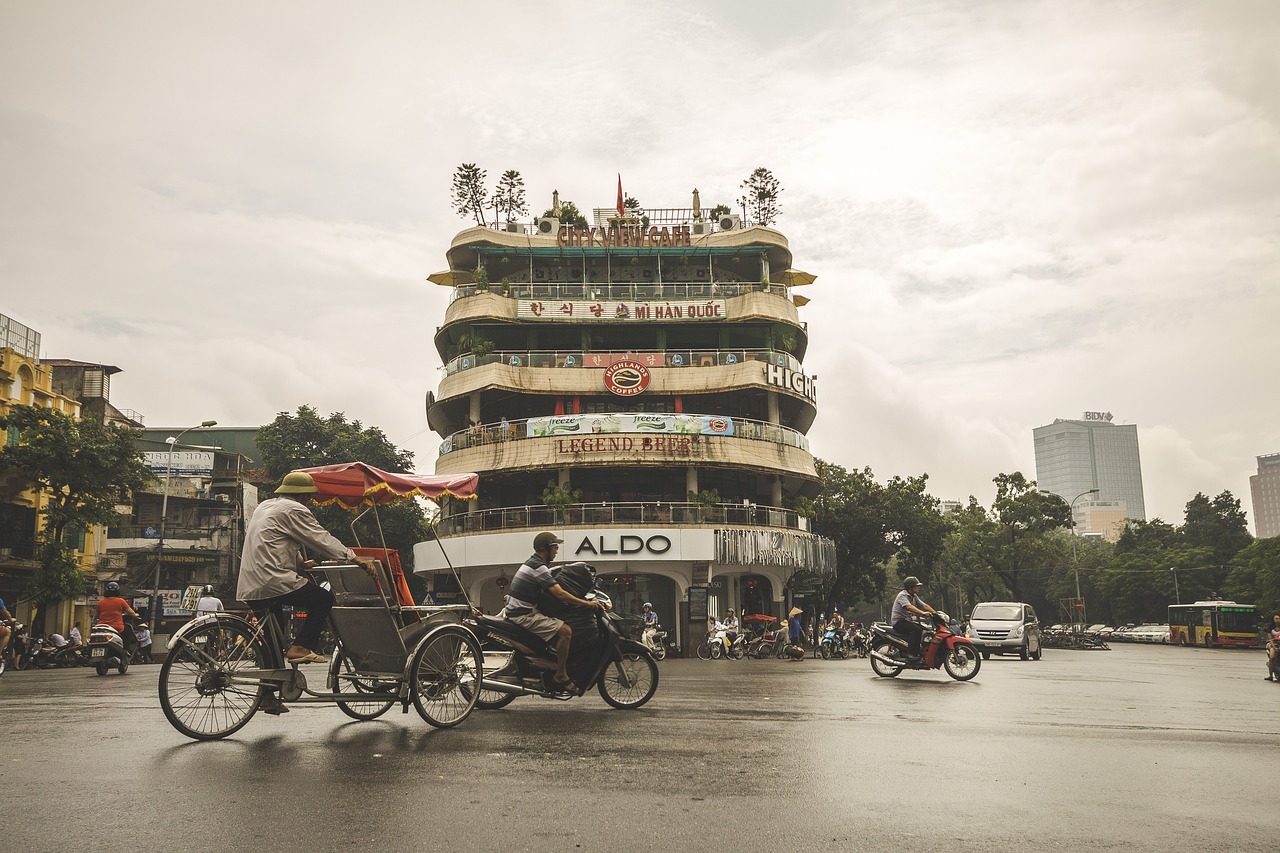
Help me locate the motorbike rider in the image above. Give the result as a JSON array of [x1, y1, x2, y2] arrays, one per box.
[[641, 602, 660, 649], [722, 609, 740, 645], [1266, 613, 1280, 681], [500, 531, 605, 693], [828, 608, 845, 631], [195, 585, 223, 618], [0, 596, 13, 664], [891, 576, 936, 660], [95, 582, 140, 661]]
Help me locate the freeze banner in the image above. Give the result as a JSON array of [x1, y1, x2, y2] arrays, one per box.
[[715, 529, 838, 573], [527, 413, 734, 438]]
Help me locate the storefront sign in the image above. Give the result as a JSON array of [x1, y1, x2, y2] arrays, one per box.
[[688, 587, 709, 622], [604, 361, 650, 396], [1083, 411, 1114, 422], [764, 364, 816, 401], [573, 533, 672, 557], [557, 224, 692, 248], [529, 413, 734, 438], [159, 589, 191, 617], [142, 451, 215, 477], [517, 300, 724, 321], [555, 435, 699, 455]]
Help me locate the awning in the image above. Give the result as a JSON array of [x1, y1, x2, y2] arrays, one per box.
[[792, 294, 811, 307], [427, 270, 475, 287], [298, 462, 479, 509], [774, 269, 817, 287]]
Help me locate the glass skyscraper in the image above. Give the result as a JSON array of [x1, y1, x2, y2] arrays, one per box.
[[1033, 414, 1146, 538]]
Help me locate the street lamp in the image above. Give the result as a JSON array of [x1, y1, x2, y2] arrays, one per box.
[[152, 420, 217, 632], [1170, 567, 1181, 605], [1069, 488, 1100, 625]]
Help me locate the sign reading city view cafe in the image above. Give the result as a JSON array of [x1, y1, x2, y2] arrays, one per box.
[[557, 224, 693, 248], [764, 363, 817, 402]]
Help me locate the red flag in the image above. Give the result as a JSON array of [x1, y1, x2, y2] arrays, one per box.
[[616, 174, 624, 217]]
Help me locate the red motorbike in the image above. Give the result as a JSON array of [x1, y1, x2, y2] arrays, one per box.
[[869, 612, 980, 681]]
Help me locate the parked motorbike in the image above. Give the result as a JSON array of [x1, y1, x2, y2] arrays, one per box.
[[21, 637, 82, 669], [869, 612, 981, 681], [848, 627, 871, 658], [467, 562, 659, 710], [697, 623, 747, 660], [87, 623, 131, 676], [819, 626, 849, 660], [642, 624, 668, 661]]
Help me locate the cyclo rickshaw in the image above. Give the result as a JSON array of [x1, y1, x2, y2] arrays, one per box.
[[158, 463, 483, 741]]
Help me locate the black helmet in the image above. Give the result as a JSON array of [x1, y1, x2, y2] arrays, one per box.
[[533, 531, 563, 551], [903, 576, 922, 590], [203, 584, 215, 596], [105, 581, 121, 596]]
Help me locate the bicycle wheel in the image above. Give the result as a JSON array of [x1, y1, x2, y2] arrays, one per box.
[[410, 626, 483, 728], [696, 642, 712, 660], [330, 648, 395, 721], [159, 620, 267, 740], [597, 652, 659, 709]]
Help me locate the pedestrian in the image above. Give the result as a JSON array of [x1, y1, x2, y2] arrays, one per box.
[[136, 622, 153, 664]]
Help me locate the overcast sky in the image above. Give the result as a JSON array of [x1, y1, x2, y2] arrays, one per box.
[[2, 1, 1277, 527]]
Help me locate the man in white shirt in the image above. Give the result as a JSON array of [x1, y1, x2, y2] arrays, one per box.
[[195, 586, 223, 617]]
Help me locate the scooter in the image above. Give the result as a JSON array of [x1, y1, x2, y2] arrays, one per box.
[[819, 626, 848, 660], [642, 624, 668, 661], [869, 612, 981, 681], [87, 623, 131, 676], [468, 562, 659, 710]]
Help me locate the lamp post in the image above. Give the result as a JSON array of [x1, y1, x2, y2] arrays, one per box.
[[1170, 567, 1181, 605], [1069, 488, 1100, 625], [153, 420, 217, 630]]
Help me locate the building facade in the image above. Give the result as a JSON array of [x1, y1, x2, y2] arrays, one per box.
[[414, 202, 835, 652], [1033, 412, 1146, 541], [1249, 452, 1280, 539]]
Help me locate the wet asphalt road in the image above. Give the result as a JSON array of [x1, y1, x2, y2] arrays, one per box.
[[3, 643, 1276, 852]]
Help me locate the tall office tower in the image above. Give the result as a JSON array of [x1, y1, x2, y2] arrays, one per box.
[[1033, 412, 1146, 540], [1249, 453, 1280, 538], [414, 193, 835, 655]]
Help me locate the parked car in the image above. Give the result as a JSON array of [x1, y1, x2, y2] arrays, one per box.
[[1129, 624, 1170, 644], [965, 601, 1042, 660]]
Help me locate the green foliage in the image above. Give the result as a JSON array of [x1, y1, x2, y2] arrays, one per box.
[[708, 203, 731, 220], [451, 162, 489, 226], [542, 480, 582, 523], [989, 472, 1073, 600], [1224, 537, 1280, 617], [489, 169, 528, 223], [255, 406, 430, 575], [1181, 490, 1252, 564], [737, 167, 783, 226], [473, 266, 490, 291], [543, 200, 588, 228], [28, 540, 91, 609]]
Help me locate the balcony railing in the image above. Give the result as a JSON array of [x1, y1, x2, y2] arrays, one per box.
[[436, 501, 807, 537], [440, 413, 809, 456], [450, 280, 788, 304], [443, 347, 802, 377]]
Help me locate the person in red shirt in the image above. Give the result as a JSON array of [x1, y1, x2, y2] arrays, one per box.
[[95, 582, 140, 659]]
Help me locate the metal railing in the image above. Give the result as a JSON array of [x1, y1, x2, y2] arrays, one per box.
[[436, 501, 806, 537], [443, 347, 802, 377], [440, 414, 810, 456], [450, 280, 787, 304]]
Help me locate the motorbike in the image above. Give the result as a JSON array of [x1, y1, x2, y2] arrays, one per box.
[[697, 623, 747, 660], [467, 562, 659, 710], [642, 624, 668, 661], [87, 623, 132, 676], [21, 637, 83, 669], [869, 612, 981, 681], [847, 627, 871, 658], [819, 626, 848, 660]]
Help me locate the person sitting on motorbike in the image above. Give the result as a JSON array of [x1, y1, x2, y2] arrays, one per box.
[[641, 602, 660, 648], [722, 609, 740, 644], [891, 576, 935, 660], [501, 531, 605, 693], [0, 596, 13, 664], [95, 582, 140, 661], [828, 608, 845, 631], [1266, 613, 1280, 681], [69, 625, 83, 646], [195, 585, 223, 618]]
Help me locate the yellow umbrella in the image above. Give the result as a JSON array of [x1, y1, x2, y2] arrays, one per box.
[[774, 269, 817, 287], [427, 270, 475, 287], [692, 187, 702, 219], [792, 294, 811, 307]]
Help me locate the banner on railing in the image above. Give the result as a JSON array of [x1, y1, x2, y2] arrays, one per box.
[[528, 413, 734, 438], [715, 529, 837, 574], [517, 299, 725, 322]]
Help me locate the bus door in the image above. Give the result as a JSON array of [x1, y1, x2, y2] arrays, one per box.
[[1202, 609, 1215, 646]]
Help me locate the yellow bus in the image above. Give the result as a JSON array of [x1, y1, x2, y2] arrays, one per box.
[[1167, 601, 1260, 648]]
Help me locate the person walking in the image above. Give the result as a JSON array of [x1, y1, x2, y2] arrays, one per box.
[[135, 622, 153, 664]]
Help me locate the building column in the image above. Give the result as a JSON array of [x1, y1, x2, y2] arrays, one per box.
[[767, 391, 780, 425], [771, 475, 782, 506], [686, 467, 698, 497], [558, 469, 570, 488], [469, 392, 482, 426]]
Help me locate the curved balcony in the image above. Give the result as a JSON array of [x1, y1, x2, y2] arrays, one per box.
[[449, 280, 789, 304], [438, 414, 809, 457], [436, 501, 809, 537], [442, 347, 802, 377]]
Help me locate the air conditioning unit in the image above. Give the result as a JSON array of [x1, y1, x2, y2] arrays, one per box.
[[535, 217, 560, 236], [691, 220, 713, 236], [504, 221, 524, 234], [718, 214, 742, 231], [214, 494, 230, 503]]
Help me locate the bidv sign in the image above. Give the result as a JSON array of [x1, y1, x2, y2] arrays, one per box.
[[574, 533, 671, 557], [1083, 411, 1114, 422]]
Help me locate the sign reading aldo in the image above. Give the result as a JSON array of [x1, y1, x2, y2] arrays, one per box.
[[574, 533, 671, 557]]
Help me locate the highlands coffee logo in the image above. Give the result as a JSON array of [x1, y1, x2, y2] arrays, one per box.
[[604, 360, 650, 397]]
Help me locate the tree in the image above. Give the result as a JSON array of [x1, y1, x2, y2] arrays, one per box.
[[543, 200, 587, 228], [990, 473, 1072, 601], [0, 405, 155, 629], [737, 167, 783, 225], [708, 203, 731, 221], [623, 194, 649, 228], [1224, 537, 1280, 617], [489, 169, 528, 224], [451, 163, 489, 227], [1181, 491, 1252, 565], [255, 406, 432, 585]]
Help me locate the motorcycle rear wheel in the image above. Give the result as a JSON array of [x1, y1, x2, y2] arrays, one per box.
[[160, 621, 268, 740], [597, 652, 659, 709], [943, 644, 981, 681], [870, 641, 904, 677], [728, 644, 745, 660]]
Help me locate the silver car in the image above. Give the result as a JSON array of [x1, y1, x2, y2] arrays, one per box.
[[966, 601, 1042, 660]]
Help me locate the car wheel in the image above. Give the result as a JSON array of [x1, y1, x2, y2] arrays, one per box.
[[1020, 642, 1030, 661], [1031, 642, 1042, 661]]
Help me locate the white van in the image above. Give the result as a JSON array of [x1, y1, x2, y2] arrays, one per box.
[[965, 601, 1042, 660]]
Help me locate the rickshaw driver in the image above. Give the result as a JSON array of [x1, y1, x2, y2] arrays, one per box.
[[237, 471, 376, 678], [501, 531, 606, 693]]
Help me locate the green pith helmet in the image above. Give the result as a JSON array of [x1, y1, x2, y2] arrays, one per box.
[[533, 531, 563, 551], [275, 471, 319, 494], [903, 576, 922, 589]]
